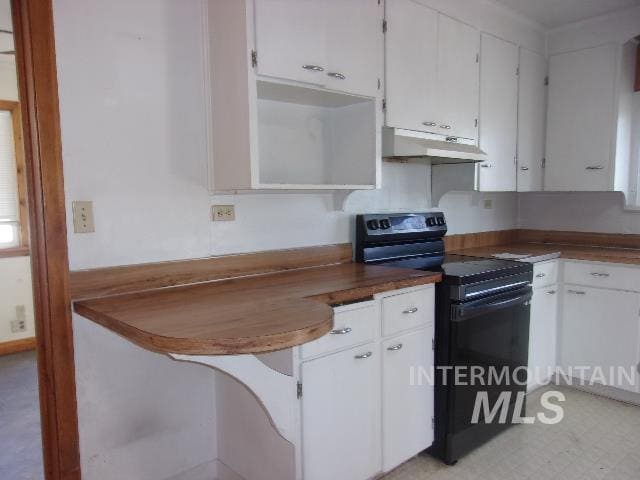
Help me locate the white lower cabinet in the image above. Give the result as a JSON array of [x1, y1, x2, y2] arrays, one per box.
[[301, 342, 381, 480], [301, 285, 435, 479], [528, 285, 558, 392], [382, 327, 434, 471], [560, 285, 640, 393]]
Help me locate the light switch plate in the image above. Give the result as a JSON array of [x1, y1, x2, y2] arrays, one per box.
[[72, 201, 95, 233], [212, 205, 235, 221]]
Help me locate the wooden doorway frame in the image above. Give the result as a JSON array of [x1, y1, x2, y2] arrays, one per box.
[[12, 1, 81, 479]]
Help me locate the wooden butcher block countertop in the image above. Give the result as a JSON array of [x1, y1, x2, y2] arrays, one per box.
[[455, 243, 640, 266], [74, 262, 441, 356]]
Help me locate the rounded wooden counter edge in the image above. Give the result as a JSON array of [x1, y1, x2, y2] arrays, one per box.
[[74, 298, 336, 356], [72, 270, 442, 356]]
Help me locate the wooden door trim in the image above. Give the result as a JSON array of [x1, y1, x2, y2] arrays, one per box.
[[12, 1, 81, 479]]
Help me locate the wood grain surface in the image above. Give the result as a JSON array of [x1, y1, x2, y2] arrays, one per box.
[[74, 263, 440, 355], [70, 243, 353, 300]]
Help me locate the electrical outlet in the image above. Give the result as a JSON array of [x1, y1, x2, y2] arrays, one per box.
[[72, 201, 95, 233], [483, 199, 493, 210], [212, 205, 235, 221], [11, 319, 26, 333]]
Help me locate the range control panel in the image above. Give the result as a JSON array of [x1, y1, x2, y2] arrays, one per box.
[[356, 212, 447, 237]]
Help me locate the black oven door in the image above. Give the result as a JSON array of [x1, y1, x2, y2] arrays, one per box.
[[446, 286, 532, 462]]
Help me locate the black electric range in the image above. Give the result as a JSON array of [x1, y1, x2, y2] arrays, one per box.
[[355, 212, 533, 465]]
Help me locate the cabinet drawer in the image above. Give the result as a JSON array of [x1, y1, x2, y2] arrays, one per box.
[[301, 301, 378, 359], [532, 261, 558, 288], [382, 286, 434, 337], [564, 261, 640, 292]]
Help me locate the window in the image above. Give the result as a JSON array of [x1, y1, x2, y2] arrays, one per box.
[[0, 100, 27, 250]]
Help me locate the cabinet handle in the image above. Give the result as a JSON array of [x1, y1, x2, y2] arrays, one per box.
[[439, 124, 452, 130], [302, 64, 324, 72], [327, 72, 346, 80], [354, 351, 373, 359], [330, 327, 352, 335], [387, 343, 403, 351], [480, 163, 492, 168], [520, 166, 530, 171], [422, 121, 437, 127], [535, 273, 546, 278], [567, 289, 586, 295], [586, 165, 604, 170], [402, 307, 419, 314], [637, 362, 640, 375], [590, 272, 610, 278], [445, 136, 458, 143], [546, 290, 557, 295]]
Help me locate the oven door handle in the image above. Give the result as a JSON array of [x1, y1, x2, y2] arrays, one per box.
[[453, 290, 533, 321]]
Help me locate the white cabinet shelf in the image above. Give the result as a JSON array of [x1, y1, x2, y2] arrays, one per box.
[[206, 0, 382, 192]]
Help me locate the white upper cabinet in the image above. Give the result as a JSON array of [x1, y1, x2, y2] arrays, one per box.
[[254, 0, 327, 86], [545, 42, 637, 196], [545, 44, 618, 192], [207, 0, 381, 191], [478, 34, 519, 191], [517, 48, 547, 192], [325, 0, 384, 97], [385, 2, 479, 141], [254, 0, 383, 97], [436, 15, 480, 141], [384, 0, 439, 133]]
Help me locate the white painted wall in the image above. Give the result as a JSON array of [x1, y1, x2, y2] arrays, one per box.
[[54, 1, 216, 479], [0, 255, 35, 342]]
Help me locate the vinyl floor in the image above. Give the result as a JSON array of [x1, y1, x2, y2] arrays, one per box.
[[0, 351, 44, 480]]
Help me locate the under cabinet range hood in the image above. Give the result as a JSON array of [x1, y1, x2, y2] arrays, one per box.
[[382, 127, 487, 163]]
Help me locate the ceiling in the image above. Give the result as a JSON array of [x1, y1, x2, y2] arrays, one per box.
[[495, 0, 640, 28]]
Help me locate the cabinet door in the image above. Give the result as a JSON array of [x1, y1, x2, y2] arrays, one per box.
[[301, 344, 381, 480], [436, 15, 479, 141], [382, 328, 434, 472], [528, 286, 558, 392], [545, 44, 617, 191], [325, 0, 383, 97], [478, 34, 518, 191], [560, 286, 640, 393], [254, 0, 327, 85], [385, 0, 439, 132], [517, 48, 547, 192]]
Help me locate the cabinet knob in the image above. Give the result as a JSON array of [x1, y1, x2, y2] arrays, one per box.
[[445, 136, 458, 143], [439, 124, 452, 130], [387, 343, 403, 351], [327, 72, 346, 80], [402, 307, 419, 314], [585, 165, 604, 170], [302, 64, 324, 72], [329, 327, 352, 335], [422, 121, 437, 127], [354, 351, 373, 360], [520, 166, 530, 171], [535, 273, 546, 278], [546, 290, 557, 295]]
